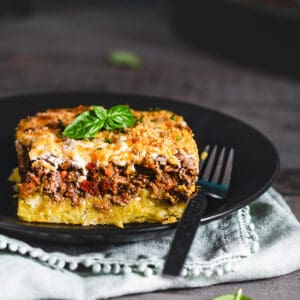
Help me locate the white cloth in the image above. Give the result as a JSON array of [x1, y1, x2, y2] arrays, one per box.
[[0, 188, 299, 300]]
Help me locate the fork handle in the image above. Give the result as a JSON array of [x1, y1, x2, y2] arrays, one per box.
[[162, 191, 207, 276]]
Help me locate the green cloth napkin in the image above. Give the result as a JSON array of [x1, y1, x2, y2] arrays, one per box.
[[0, 188, 299, 300]]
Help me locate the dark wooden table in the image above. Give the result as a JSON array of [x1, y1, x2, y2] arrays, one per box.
[[0, 1, 299, 299]]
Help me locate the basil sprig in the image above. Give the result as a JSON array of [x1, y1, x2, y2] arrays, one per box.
[[212, 289, 252, 300], [62, 105, 135, 139], [108, 50, 141, 69]]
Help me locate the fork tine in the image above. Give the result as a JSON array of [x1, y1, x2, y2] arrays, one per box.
[[212, 147, 225, 183], [221, 148, 234, 186], [202, 145, 217, 181], [199, 145, 210, 173]]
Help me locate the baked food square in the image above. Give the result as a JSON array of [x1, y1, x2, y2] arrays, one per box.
[[12, 105, 200, 227]]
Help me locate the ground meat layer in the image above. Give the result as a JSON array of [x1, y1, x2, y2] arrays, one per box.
[[17, 144, 198, 210]]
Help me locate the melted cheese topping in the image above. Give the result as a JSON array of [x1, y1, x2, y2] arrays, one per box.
[[16, 105, 199, 173]]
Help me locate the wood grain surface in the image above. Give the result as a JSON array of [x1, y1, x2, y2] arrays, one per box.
[[0, 1, 299, 299]]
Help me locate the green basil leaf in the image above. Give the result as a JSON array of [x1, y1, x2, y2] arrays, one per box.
[[213, 293, 252, 300], [93, 106, 107, 120], [234, 288, 251, 300], [213, 295, 236, 300], [108, 50, 141, 69], [104, 105, 135, 130], [240, 295, 252, 300], [104, 137, 112, 144], [62, 110, 104, 139], [170, 114, 177, 121]]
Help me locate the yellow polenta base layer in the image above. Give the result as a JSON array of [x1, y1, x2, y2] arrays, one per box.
[[17, 191, 186, 228]]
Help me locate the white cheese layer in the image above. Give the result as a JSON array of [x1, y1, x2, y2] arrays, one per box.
[[28, 132, 133, 172]]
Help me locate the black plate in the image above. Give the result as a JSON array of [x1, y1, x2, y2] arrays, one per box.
[[0, 91, 280, 243]]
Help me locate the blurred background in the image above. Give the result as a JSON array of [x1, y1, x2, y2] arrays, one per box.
[[0, 0, 299, 169], [0, 1, 299, 297]]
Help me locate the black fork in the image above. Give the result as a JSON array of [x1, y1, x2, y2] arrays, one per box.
[[163, 145, 235, 276]]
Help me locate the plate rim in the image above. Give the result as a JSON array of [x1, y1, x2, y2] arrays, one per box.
[[0, 90, 280, 236]]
